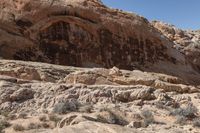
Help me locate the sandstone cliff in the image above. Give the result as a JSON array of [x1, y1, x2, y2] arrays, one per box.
[[0, 0, 200, 133], [152, 21, 200, 74], [0, 0, 200, 85]]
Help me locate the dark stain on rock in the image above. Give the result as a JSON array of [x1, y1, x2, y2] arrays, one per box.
[[13, 47, 37, 61], [15, 19, 33, 28], [13, 21, 170, 70]]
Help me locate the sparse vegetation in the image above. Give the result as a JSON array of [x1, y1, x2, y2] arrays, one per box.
[[170, 103, 198, 125], [27, 122, 41, 130], [195, 93, 200, 99], [18, 113, 27, 119], [170, 103, 198, 119], [7, 114, 17, 120], [193, 118, 200, 127], [96, 108, 128, 126], [48, 114, 61, 125], [141, 109, 155, 127], [13, 124, 25, 131], [53, 100, 79, 114], [0, 1, 200, 132], [155, 101, 167, 109], [78, 104, 93, 113], [0, 119, 11, 133], [0, 110, 9, 118], [175, 116, 187, 125], [39, 115, 47, 122], [155, 101, 179, 110], [41, 123, 50, 128], [97, 112, 117, 124]]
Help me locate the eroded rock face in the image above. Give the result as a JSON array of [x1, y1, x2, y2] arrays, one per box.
[[0, 60, 198, 112], [0, 60, 200, 133], [152, 21, 200, 73], [0, 0, 182, 70], [13, 15, 168, 69], [2, 0, 200, 85], [1, 1, 200, 133]]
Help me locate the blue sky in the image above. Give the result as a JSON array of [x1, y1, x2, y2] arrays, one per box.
[[101, 0, 200, 30]]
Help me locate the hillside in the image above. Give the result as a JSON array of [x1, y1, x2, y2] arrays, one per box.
[[0, 0, 200, 133]]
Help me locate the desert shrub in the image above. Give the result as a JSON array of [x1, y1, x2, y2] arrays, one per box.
[[141, 109, 155, 127], [41, 123, 50, 128], [155, 101, 179, 110], [13, 124, 25, 131], [96, 108, 128, 126], [0, 120, 11, 133], [108, 111, 126, 125], [193, 118, 200, 127], [78, 104, 93, 113], [97, 113, 120, 125], [170, 103, 198, 125], [18, 113, 27, 119], [27, 123, 41, 130], [0, 110, 9, 118], [155, 101, 167, 109], [39, 115, 47, 122], [195, 93, 200, 99], [175, 116, 187, 125], [7, 114, 17, 120], [48, 114, 61, 125], [170, 103, 198, 119], [104, 111, 118, 124], [53, 100, 79, 114]]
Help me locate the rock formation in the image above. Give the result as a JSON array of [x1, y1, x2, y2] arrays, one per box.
[[152, 21, 200, 74], [0, 0, 200, 133], [0, 0, 187, 68], [1, 0, 200, 85], [0, 60, 200, 133]]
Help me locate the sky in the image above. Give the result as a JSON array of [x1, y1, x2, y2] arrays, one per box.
[[101, 0, 200, 30]]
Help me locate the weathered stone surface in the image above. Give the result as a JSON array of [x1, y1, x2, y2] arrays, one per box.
[[0, 60, 199, 133], [0, 0, 170, 69], [0, 0, 197, 79], [127, 120, 143, 128], [57, 121, 140, 133], [152, 21, 200, 74], [10, 88, 35, 102], [0, 0, 200, 86], [0, 0, 200, 133]]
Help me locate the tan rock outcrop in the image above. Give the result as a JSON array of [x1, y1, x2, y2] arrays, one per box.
[[0, 60, 199, 133], [0, 0, 200, 133], [1, 0, 200, 85], [0, 0, 187, 69], [152, 21, 200, 74]]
